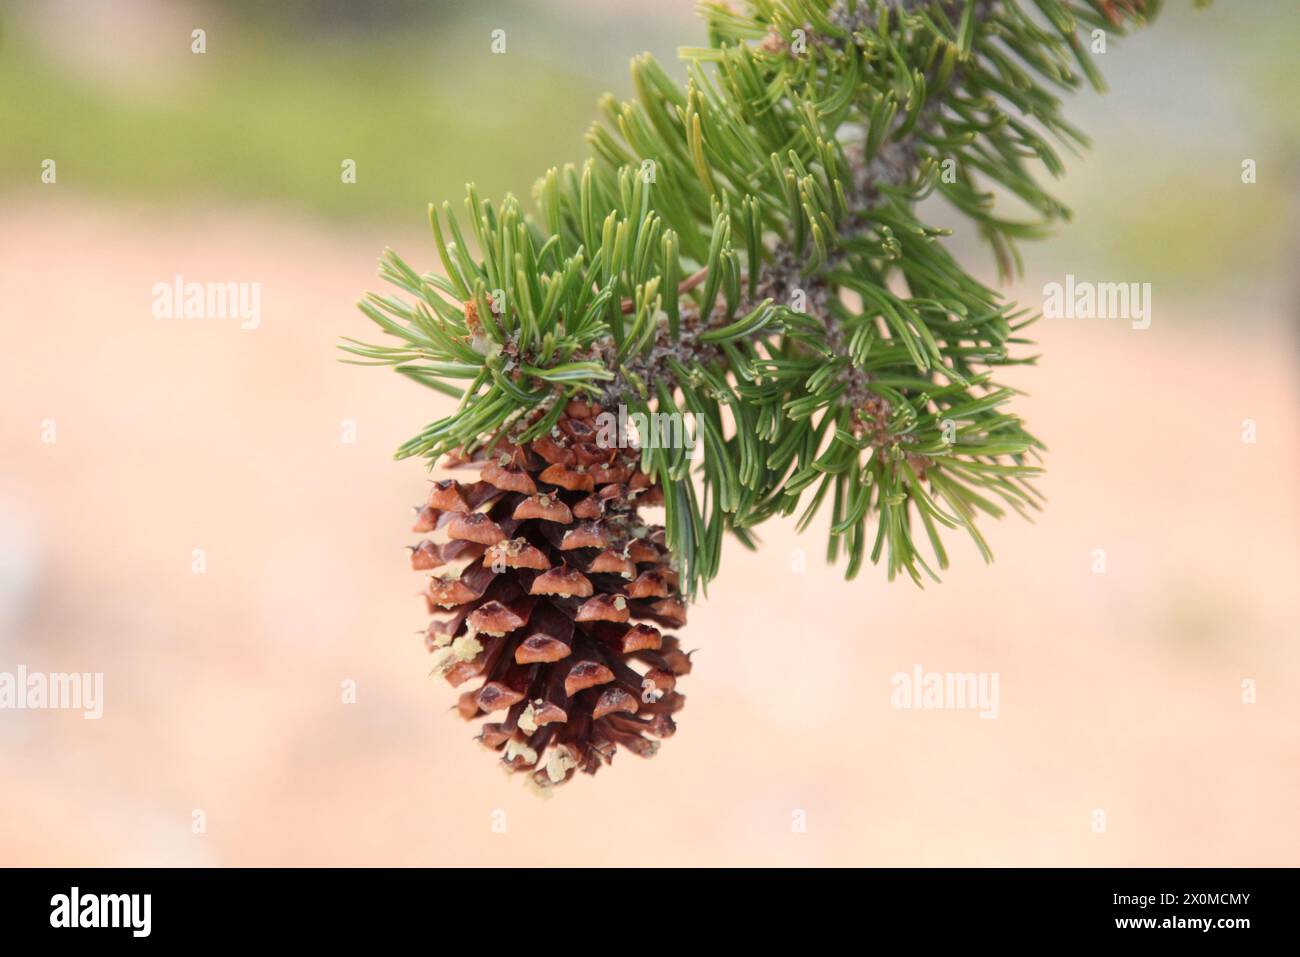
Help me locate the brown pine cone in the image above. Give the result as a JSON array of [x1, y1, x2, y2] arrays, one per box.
[[410, 399, 690, 789]]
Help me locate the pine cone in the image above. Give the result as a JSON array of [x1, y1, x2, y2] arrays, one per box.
[[411, 399, 690, 789]]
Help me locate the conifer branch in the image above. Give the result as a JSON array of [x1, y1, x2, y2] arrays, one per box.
[[348, 0, 1160, 598]]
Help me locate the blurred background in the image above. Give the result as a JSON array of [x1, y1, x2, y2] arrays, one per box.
[[1, 0, 1297, 866]]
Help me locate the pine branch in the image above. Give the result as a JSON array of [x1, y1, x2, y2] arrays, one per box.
[[348, 0, 1160, 597]]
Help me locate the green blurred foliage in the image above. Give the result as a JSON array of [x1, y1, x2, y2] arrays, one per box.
[[1, 0, 1295, 305], [0, 1, 684, 221], [1017, 0, 1300, 306]]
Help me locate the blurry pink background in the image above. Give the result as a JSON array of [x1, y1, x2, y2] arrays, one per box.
[[1, 0, 1297, 865]]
